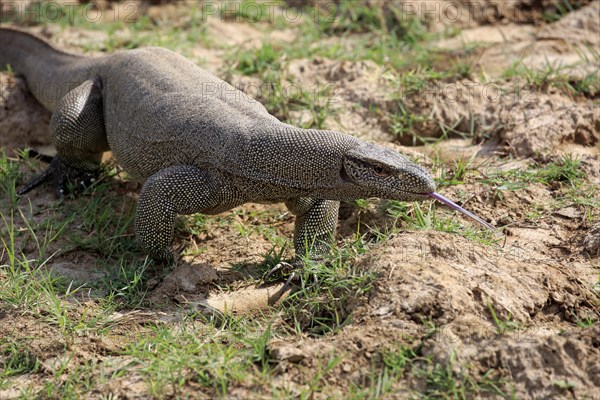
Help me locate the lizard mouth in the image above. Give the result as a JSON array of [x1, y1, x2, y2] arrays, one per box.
[[427, 192, 495, 230]]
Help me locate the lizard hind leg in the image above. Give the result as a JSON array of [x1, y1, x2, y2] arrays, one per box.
[[18, 77, 109, 198]]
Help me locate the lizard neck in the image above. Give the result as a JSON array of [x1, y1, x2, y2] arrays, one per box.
[[233, 122, 362, 198]]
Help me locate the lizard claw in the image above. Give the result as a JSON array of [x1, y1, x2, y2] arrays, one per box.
[[282, 272, 297, 293], [267, 272, 297, 305], [18, 157, 99, 198], [264, 261, 304, 304], [263, 259, 322, 304], [264, 261, 297, 281]]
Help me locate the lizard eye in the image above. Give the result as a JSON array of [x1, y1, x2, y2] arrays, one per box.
[[373, 165, 385, 175]]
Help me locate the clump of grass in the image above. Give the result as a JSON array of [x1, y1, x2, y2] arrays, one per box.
[[503, 56, 599, 97], [354, 338, 511, 398], [0, 150, 22, 208], [542, 0, 586, 22], [389, 102, 430, 145], [433, 149, 480, 188], [67, 187, 138, 258], [574, 317, 597, 328], [236, 43, 281, 76], [415, 352, 511, 399], [487, 304, 520, 335], [354, 345, 419, 398], [277, 238, 378, 336], [313, 0, 430, 42], [102, 258, 151, 309], [387, 201, 498, 245], [282, 260, 376, 335], [533, 156, 585, 185], [316, 1, 385, 34], [123, 319, 272, 398], [0, 339, 41, 388], [482, 155, 585, 191]]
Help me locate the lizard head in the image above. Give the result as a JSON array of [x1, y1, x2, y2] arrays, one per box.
[[341, 142, 435, 201]]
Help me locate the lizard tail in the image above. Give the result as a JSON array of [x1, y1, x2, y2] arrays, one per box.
[[0, 26, 92, 111]]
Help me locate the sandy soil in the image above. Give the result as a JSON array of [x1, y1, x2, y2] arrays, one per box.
[[1, 0, 599, 399]]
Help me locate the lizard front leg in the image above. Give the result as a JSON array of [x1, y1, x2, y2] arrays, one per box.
[[288, 197, 340, 260], [19, 78, 109, 197], [267, 198, 340, 281], [136, 165, 243, 264]]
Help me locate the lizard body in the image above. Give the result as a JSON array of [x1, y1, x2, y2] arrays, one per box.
[[1, 27, 436, 265]]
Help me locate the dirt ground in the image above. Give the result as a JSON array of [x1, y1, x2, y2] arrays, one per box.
[[1, 0, 599, 399]]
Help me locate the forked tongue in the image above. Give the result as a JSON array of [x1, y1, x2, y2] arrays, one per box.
[[429, 192, 494, 230]]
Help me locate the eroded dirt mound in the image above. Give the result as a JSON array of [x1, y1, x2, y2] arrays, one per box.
[[438, 1, 600, 79], [497, 91, 599, 155], [448, 0, 595, 25], [362, 232, 598, 326], [462, 324, 600, 399], [282, 55, 600, 157], [414, 81, 600, 155], [265, 227, 599, 399], [287, 57, 393, 139], [347, 232, 600, 399]]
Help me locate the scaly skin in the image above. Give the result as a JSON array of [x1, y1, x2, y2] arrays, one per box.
[[0, 27, 436, 270]]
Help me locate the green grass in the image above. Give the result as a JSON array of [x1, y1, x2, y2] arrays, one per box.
[[349, 338, 512, 399], [387, 201, 499, 246], [0, 338, 41, 388], [226, 42, 337, 128], [415, 352, 513, 399], [480, 155, 588, 197], [0, 151, 22, 208], [123, 320, 269, 398], [2, 1, 598, 398], [352, 345, 418, 398], [2, 2, 211, 56], [487, 304, 520, 335], [542, 0, 586, 22], [388, 101, 431, 145], [235, 43, 281, 76], [503, 54, 599, 97], [574, 317, 598, 328], [280, 255, 377, 336]]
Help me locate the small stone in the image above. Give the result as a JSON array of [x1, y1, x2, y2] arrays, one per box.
[[270, 345, 305, 363], [582, 224, 600, 257], [374, 306, 392, 316], [554, 207, 580, 219]]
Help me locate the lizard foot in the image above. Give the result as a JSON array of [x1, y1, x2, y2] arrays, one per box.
[[18, 157, 99, 199], [264, 261, 302, 303], [149, 248, 176, 267], [264, 260, 321, 304], [264, 261, 299, 282]]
